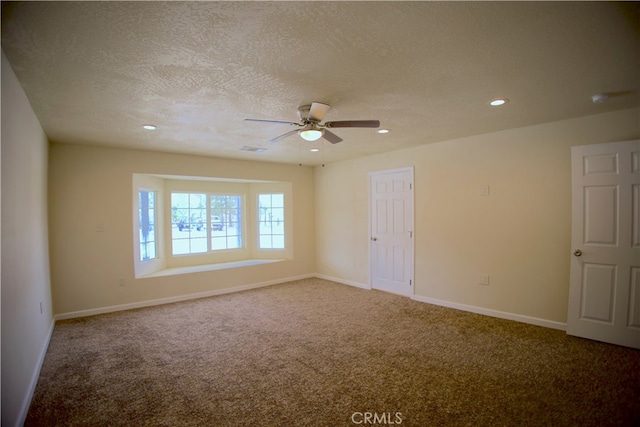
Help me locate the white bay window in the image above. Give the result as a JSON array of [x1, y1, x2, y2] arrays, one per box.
[[133, 174, 292, 278]]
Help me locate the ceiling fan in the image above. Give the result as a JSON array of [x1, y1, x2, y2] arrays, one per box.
[[244, 102, 380, 144]]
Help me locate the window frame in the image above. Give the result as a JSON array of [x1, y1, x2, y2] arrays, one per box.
[[170, 191, 246, 256], [133, 174, 292, 277], [210, 194, 244, 252], [133, 174, 167, 278], [170, 192, 209, 256], [257, 192, 286, 250], [138, 189, 158, 261]]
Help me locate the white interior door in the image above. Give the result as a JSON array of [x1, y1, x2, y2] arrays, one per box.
[[567, 140, 640, 349], [370, 167, 414, 296]]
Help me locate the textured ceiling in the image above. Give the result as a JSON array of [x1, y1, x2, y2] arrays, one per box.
[[2, 1, 639, 166]]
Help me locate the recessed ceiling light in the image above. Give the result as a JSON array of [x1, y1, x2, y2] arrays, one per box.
[[591, 94, 609, 104], [240, 146, 266, 153], [310, 148, 320, 152], [142, 124, 157, 130], [488, 98, 509, 107], [378, 129, 390, 134]]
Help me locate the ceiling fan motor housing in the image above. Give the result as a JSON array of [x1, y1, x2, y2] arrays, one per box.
[[297, 105, 314, 122]]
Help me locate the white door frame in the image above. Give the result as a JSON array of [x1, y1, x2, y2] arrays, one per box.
[[368, 166, 415, 296]]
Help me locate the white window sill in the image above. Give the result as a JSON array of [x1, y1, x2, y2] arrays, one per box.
[[141, 259, 284, 278]]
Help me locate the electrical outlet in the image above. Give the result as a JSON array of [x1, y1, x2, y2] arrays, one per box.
[[479, 275, 490, 285], [479, 185, 490, 197], [118, 278, 126, 286]]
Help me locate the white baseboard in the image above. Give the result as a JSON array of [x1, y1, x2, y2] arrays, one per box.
[[314, 274, 370, 290], [312, 275, 565, 331], [54, 273, 566, 332], [55, 273, 315, 321], [16, 318, 55, 427], [411, 294, 567, 331]]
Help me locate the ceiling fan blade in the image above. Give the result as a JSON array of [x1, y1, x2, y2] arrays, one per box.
[[322, 129, 343, 144], [325, 120, 380, 128], [268, 129, 299, 144], [308, 102, 331, 122], [245, 118, 299, 126]]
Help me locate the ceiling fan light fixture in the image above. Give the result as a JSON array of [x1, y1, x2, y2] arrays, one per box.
[[299, 128, 324, 141]]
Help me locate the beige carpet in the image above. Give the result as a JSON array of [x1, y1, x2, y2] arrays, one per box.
[[26, 278, 640, 426]]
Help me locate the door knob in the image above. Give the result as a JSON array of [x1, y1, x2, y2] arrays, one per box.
[[573, 249, 582, 257], [371, 237, 377, 241]]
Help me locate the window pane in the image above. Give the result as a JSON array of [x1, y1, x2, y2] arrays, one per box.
[[173, 208, 187, 222], [227, 236, 241, 249], [171, 192, 208, 255], [260, 235, 272, 248], [143, 242, 156, 259], [172, 193, 189, 208], [258, 193, 285, 250], [227, 232, 242, 249], [141, 228, 156, 242], [271, 208, 284, 230], [260, 222, 272, 233], [258, 194, 271, 206], [271, 235, 285, 249], [190, 238, 207, 253], [190, 193, 206, 209], [271, 193, 284, 207], [210, 194, 243, 251], [139, 190, 157, 261], [211, 237, 226, 250], [172, 239, 190, 255], [190, 208, 206, 231], [173, 226, 186, 239]]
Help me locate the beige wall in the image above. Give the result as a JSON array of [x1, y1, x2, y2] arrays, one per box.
[[315, 108, 640, 324], [1, 51, 53, 427], [49, 144, 316, 315], [3, 43, 638, 423]]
